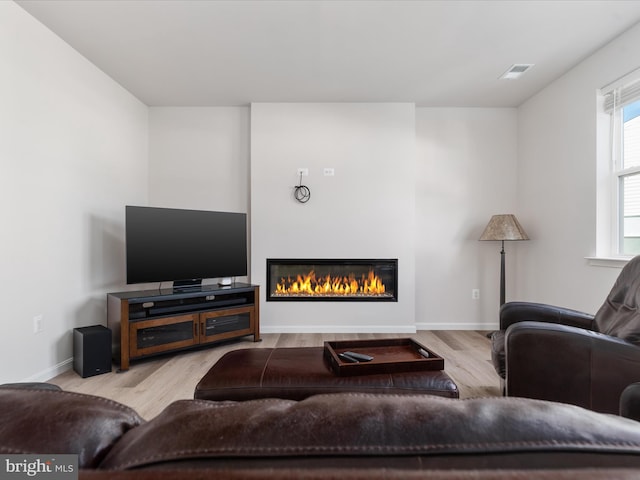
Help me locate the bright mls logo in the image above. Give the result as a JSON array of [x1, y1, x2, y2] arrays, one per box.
[[1, 455, 77, 479]]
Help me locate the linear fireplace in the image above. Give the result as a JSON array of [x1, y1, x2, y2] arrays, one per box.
[[267, 259, 398, 302]]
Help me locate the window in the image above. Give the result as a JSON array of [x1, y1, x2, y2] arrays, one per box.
[[616, 100, 640, 254], [602, 74, 640, 257]]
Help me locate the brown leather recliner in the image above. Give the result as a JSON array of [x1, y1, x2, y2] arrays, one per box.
[[491, 255, 640, 414]]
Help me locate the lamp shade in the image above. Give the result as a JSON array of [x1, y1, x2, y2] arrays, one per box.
[[479, 214, 529, 241]]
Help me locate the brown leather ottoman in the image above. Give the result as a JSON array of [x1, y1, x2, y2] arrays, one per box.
[[194, 347, 459, 401]]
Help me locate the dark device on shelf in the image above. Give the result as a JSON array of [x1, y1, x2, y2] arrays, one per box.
[[125, 206, 247, 290]]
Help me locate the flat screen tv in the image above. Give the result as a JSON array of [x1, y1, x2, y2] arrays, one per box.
[[125, 206, 247, 289]]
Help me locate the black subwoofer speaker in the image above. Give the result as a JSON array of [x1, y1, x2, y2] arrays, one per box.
[[73, 325, 112, 378]]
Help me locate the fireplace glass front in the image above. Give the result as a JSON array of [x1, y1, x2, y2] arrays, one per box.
[[267, 259, 398, 302]]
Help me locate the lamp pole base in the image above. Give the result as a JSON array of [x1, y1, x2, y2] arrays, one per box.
[[500, 240, 506, 306]]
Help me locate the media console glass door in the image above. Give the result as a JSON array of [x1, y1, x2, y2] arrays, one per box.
[[199, 306, 254, 344], [130, 307, 256, 357], [130, 314, 199, 357]]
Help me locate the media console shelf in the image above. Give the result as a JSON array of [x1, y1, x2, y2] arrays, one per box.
[[107, 283, 260, 371]]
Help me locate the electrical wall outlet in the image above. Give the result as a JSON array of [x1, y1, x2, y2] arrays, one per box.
[[33, 314, 44, 333], [472, 289, 480, 300], [297, 168, 309, 177], [323, 167, 335, 176]]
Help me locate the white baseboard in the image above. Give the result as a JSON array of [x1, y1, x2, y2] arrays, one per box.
[[23, 358, 73, 383], [260, 325, 417, 334], [261, 323, 498, 333], [415, 322, 498, 331]]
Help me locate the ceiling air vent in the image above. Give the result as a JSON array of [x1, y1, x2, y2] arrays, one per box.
[[500, 64, 534, 80]]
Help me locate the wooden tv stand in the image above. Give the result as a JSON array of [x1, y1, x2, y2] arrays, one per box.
[[107, 283, 260, 371]]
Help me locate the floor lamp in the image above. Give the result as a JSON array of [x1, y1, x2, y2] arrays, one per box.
[[479, 214, 529, 305]]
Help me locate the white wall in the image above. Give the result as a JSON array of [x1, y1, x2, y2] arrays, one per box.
[[0, 2, 148, 383], [251, 103, 416, 332], [415, 108, 519, 329], [148, 107, 250, 213], [515, 23, 640, 311]]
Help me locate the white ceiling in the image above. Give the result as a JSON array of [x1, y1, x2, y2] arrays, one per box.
[[15, 0, 640, 107]]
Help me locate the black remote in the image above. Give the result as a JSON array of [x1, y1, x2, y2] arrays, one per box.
[[343, 351, 374, 362], [338, 352, 359, 363]]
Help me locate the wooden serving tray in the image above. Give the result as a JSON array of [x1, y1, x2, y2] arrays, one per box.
[[323, 338, 444, 376]]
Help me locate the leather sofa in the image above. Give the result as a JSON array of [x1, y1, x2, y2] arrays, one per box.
[[491, 255, 640, 414], [4, 385, 640, 478]]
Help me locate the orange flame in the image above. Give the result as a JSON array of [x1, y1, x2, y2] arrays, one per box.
[[275, 270, 387, 297]]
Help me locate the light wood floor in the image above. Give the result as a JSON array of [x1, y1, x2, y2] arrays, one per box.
[[49, 331, 500, 420]]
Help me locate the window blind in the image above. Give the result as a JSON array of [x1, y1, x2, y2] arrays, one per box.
[[603, 76, 640, 113]]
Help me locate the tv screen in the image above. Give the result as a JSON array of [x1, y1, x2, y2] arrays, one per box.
[[125, 206, 247, 286]]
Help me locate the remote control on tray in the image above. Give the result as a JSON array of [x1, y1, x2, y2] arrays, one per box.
[[342, 351, 374, 362]]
